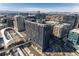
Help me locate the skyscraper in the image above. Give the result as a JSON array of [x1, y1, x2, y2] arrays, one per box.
[[14, 15, 25, 32]]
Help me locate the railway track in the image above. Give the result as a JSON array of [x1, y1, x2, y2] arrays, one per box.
[[17, 47, 29, 56], [18, 44, 45, 56]]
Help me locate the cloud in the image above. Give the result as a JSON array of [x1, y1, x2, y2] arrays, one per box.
[[14, 5, 79, 12]]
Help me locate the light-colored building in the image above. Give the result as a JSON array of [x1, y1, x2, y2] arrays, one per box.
[[14, 15, 25, 32]]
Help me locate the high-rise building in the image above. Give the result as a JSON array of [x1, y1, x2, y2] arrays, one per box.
[[68, 29, 79, 49], [14, 15, 25, 32], [25, 20, 51, 51], [53, 23, 71, 38]]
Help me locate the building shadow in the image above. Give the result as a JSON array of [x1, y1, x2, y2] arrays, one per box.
[[45, 37, 76, 53]]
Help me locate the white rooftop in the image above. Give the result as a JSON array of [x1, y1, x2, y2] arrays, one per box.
[[71, 29, 79, 33]]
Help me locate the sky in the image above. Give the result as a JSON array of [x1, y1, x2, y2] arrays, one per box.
[[0, 3, 79, 12]]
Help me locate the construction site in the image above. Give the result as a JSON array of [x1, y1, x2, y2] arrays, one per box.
[[0, 13, 79, 56]]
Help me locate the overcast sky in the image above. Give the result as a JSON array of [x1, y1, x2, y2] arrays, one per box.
[[0, 3, 79, 12]]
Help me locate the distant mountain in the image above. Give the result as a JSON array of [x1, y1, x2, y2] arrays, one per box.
[[0, 10, 79, 14], [0, 10, 20, 14], [0, 10, 39, 14]]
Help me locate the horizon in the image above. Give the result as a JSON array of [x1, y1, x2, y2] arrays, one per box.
[[0, 3, 79, 12]]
